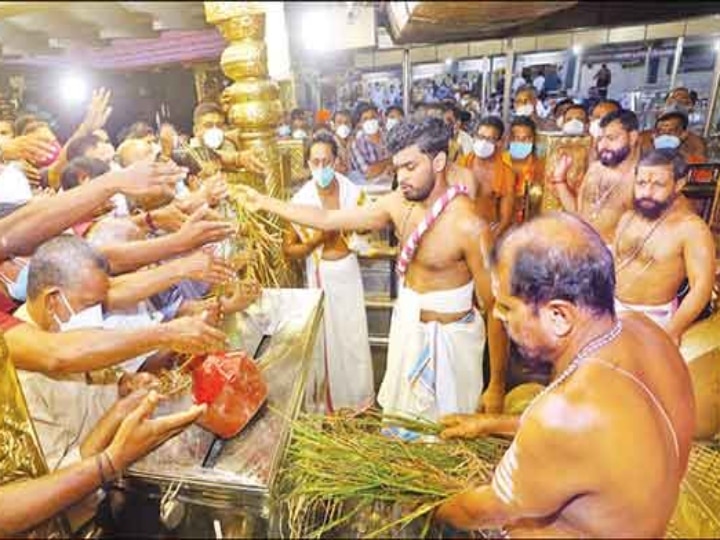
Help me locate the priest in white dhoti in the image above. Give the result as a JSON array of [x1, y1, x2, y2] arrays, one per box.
[[283, 131, 375, 413]]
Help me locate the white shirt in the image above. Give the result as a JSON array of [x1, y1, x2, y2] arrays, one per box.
[[533, 75, 546, 94], [512, 76, 526, 93], [14, 305, 117, 471]]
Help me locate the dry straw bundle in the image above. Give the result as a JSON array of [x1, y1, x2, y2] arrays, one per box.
[[275, 410, 510, 539]]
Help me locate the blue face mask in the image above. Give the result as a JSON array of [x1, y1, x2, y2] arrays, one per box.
[[653, 134, 681, 150], [312, 166, 335, 189], [0, 264, 28, 302], [509, 141, 533, 161]]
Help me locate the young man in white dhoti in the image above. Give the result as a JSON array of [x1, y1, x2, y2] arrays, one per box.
[[613, 150, 716, 344], [239, 118, 509, 424], [283, 131, 374, 413]]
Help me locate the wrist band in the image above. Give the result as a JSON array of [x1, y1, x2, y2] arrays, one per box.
[[102, 450, 118, 479], [96, 454, 109, 489], [145, 211, 158, 232]]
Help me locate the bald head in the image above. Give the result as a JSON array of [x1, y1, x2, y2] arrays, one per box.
[[491, 213, 615, 316], [117, 138, 153, 168]]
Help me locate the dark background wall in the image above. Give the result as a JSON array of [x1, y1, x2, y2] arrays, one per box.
[[5, 64, 197, 144]]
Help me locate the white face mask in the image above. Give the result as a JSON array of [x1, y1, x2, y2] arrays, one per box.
[[515, 104, 534, 117], [562, 119, 586, 136], [53, 291, 104, 332], [335, 124, 351, 140], [292, 129, 308, 140], [277, 124, 291, 137], [202, 127, 224, 150], [473, 139, 496, 159], [589, 119, 603, 139], [363, 118, 380, 136], [386, 118, 400, 132]]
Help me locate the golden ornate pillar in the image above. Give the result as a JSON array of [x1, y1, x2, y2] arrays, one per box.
[[204, 2, 299, 287]]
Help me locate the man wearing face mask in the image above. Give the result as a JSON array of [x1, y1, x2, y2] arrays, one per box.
[[290, 108, 310, 141], [190, 102, 266, 176], [331, 109, 354, 176], [386, 105, 405, 133], [552, 109, 639, 245], [506, 116, 544, 223], [560, 104, 589, 136], [639, 111, 707, 165], [283, 131, 374, 413], [613, 150, 715, 344], [551, 98, 574, 131], [457, 116, 516, 237], [15, 235, 228, 472], [239, 118, 509, 420], [513, 86, 554, 131], [349, 103, 393, 184]]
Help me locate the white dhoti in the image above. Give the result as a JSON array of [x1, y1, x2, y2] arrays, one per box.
[[292, 173, 374, 413], [378, 281, 485, 424], [314, 253, 375, 411], [615, 297, 678, 330]]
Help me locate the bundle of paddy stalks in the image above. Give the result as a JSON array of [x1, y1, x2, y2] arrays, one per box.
[[275, 409, 510, 539]]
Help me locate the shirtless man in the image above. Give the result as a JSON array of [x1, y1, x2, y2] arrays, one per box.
[[240, 118, 508, 416], [588, 99, 622, 162], [457, 116, 516, 238], [435, 212, 694, 538], [614, 150, 716, 344], [552, 109, 639, 244]]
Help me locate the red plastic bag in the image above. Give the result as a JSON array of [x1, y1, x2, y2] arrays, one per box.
[[191, 351, 268, 439]]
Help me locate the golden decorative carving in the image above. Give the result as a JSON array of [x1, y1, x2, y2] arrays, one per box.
[[0, 335, 70, 537], [220, 41, 268, 80], [205, 1, 297, 288]]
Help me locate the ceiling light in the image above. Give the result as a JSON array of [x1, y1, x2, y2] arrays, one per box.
[[302, 11, 331, 51], [572, 44, 582, 55], [59, 73, 88, 105]]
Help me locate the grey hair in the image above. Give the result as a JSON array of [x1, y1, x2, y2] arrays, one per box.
[[27, 235, 109, 300]]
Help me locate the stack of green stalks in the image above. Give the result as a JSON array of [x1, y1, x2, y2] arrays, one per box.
[[275, 410, 510, 539]]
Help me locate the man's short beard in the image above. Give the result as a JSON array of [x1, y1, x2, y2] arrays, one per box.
[[634, 195, 674, 220], [403, 177, 435, 202]]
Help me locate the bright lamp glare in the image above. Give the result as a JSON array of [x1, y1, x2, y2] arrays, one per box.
[[302, 11, 331, 51], [572, 44, 582, 55], [715, 40, 720, 52], [60, 74, 88, 104]]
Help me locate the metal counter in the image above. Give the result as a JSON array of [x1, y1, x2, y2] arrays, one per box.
[[121, 288, 324, 537]]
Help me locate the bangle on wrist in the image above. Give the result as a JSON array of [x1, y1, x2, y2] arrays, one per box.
[[145, 211, 158, 232], [102, 450, 119, 478]]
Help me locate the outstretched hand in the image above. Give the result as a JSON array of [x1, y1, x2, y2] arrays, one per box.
[[105, 390, 206, 470]]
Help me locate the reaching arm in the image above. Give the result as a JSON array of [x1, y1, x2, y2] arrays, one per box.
[[461, 210, 509, 413], [99, 214, 233, 275], [435, 400, 592, 530], [0, 389, 203, 537], [6, 317, 227, 375], [669, 220, 717, 343], [106, 250, 234, 310], [0, 452, 107, 536], [0, 173, 118, 260], [241, 185, 393, 232], [0, 159, 187, 262]]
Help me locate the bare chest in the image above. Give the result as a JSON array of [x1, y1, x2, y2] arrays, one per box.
[[393, 204, 464, 270], [581, 170, 632, 220], [615, 217, 683, 267]]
